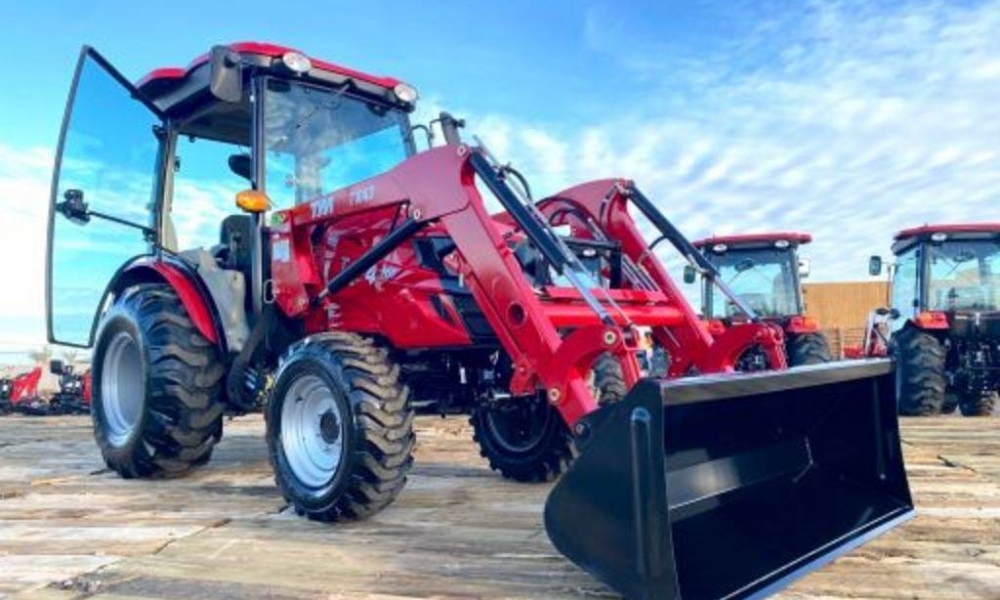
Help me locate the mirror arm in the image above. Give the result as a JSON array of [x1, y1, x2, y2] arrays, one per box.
[[87, 208, 156, 237]]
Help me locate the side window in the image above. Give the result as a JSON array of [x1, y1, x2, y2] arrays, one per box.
[[891, 249, 919, 323], [168, 137, 250, 251]]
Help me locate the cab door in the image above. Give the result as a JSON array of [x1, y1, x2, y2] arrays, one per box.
[[47, 47, 166, 347]]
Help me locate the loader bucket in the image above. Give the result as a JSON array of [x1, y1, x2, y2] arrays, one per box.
[[545, 359, 913, 600]]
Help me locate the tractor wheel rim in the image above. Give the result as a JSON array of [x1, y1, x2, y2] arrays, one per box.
[[101, 332, 144, 447], [485, 397, 551, 454], [281, 374, 345, 489]]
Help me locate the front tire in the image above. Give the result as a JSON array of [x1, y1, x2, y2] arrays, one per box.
[[787, 332, 832, 366], [958, 391, 997, 417], [266, 333, 415, 521], [894, 328, 946, 416], [470, 393, 574, 483], [91, 284, 225, 478]]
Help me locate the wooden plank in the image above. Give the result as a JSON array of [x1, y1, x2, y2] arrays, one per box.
[[0, 415, 997, 600]]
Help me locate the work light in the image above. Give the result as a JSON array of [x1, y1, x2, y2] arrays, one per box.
[[282, 51, 312, 74], [394, 82, 418, 103]]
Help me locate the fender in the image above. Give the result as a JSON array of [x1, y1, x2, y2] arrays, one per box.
[[785, 315, 821, 335], [106, 255, 225, 349]]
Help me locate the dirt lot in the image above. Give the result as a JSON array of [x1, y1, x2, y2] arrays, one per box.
[[0, 414, 998, 600]]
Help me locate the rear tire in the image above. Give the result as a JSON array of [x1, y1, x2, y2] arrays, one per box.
[[266, 333, 414, 521], [894, 328, 946, 416], [958, 391, 997, 417], [91, 284, 225, 478], [787, 332, 832, 366]]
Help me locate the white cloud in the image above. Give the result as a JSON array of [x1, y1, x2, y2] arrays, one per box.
[[454, 0, 1000, 285]]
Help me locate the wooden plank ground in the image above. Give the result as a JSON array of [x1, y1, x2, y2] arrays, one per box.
[[1, 414, 997, 600]]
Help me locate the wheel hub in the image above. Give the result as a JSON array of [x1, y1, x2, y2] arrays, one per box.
[[280, 374, 346, 489], [319, 409, 341, 444]]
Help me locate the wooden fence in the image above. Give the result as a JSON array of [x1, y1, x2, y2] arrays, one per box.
[[802, 281, 889, 358]]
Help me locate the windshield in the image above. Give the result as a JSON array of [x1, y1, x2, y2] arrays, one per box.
[[707, 248, 800, 318], [927, 239, 1000, 311], [263, 79, 411, 208]]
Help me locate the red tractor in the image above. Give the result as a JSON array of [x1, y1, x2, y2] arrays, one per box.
[[46, 43, 913, 600], [0, 366, 43, 415], [47, 360, 92, 415], [690, 233, 832, 368], [869, 224, 999, 416]]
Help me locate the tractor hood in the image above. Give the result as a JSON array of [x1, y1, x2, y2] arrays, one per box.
[[949, 310, 1000, 340]]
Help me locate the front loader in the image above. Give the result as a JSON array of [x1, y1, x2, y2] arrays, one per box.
[[46, 43, 913, 600]]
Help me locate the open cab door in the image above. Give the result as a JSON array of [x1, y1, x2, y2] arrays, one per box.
[[47, 47, 166, 347]]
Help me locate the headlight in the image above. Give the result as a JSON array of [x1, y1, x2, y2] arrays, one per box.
[[282, 51, 312, 74], [931, 232, 948, 243], [394, 82, 418, 103], [712, 243, 728, 253], [774, 239, 790, 249]]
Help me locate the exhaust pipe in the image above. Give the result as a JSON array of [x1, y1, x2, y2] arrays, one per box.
[[545, 359, 914, 600]]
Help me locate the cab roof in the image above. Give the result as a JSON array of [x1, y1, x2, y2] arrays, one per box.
[[137, 41, 402, 96], [894, 223, 1000, 241], [693, 232, 812, 250], [892, 223, 1000, 255], [133, 42, 411, 146]]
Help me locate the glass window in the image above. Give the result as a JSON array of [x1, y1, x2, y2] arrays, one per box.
[[927, 240, 999, 311], [263, 79, 411, 208], [708, 248, 799, 318], [169, 136, 249, 251], [891, 248, 919, 320], [49, 52, 161, 345]]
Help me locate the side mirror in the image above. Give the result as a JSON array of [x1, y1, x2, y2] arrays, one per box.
[[49, 359, 64, 376], [228, 154, 253, 181], [55, 189, 90, 225], [683, 265, 697, 284], [874, 307, 901, 320], [209, 46, 243, 103], [868, 255, 883, 276], [798, 258, 811, 279]]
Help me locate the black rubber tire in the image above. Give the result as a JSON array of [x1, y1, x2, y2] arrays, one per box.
[[958, 391, 997, 417], [894, 328, 947, 416], [470, 394, 574, 483], [266, 333, 414, 522], [91, 284, 225, 478], [787, 332, 832, 366], [591, 353, 628, 405]]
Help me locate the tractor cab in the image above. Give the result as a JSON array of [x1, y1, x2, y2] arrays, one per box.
[[873, 224, 1000, 332], [47, 43, 417, 350], [691, 233, 812, 322]]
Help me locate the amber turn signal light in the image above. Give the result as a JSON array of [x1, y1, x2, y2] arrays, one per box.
[[236, 189, 271, 213]]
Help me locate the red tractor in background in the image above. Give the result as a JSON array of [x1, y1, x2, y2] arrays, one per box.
[[0, 366, 43, 415], [869, 224, 999, 416], [46, 43, 913, 600], [690, 232, 832, 368], [47, 360, 92, 415]]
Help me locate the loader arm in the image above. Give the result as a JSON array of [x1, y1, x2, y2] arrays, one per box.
[[537, 181, 787, 374], [273, 144, 640, 426]]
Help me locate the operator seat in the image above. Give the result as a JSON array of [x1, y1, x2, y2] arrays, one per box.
[[218, 214, 255, 287]]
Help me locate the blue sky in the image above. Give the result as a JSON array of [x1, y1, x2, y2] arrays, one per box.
[[2, 0, 1000, 358]]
